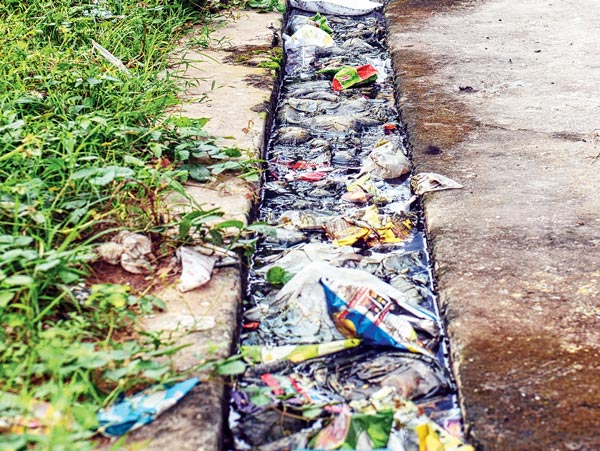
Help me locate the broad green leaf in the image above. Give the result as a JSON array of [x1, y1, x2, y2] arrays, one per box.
[[216, 358, 247, 376], [266, 266, 294, 286], [3, 275, 34, 286]]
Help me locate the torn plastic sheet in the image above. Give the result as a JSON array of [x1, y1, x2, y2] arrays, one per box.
[[177, 246, 216, 292], [321, 277, 438, 356], [289, 0, 383, 17], [411, 173, 463, 195], [319, 349, 449, 402], [332, 64, 378, 91], [97, 378, 198, 437], [257, 242, 361, 275]]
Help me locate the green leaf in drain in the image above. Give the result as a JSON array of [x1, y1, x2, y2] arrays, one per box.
[[215, 356, 247, 376], [266, 266, 294, 286]]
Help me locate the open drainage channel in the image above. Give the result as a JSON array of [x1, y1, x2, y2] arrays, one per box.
[[227, 3, 471, 451]]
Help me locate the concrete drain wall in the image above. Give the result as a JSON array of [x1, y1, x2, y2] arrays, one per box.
[[227, 6, 471, 451]]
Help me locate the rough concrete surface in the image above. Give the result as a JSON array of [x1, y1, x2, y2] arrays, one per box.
[[99, 11, 281, 451], [385, 0, 600, 449]]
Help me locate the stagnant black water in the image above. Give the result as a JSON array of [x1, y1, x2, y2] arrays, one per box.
[[227, 6, 469, 451]]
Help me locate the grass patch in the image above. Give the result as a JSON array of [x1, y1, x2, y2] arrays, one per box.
[[0, 0, 277, 448]]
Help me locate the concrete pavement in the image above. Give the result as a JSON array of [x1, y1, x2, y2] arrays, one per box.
[[385, 0, 600, 449]]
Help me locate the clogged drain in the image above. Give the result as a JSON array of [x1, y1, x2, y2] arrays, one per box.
[[228, 6, 472, 451]]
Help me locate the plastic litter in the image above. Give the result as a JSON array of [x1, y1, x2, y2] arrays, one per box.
[[177, 246, 216, 292], [258, 241, 361, 276], [91, 40, 130, 76], [332, 64, 378, 91], [414, 416, 475, 451], [0, 395, 67, 435], [411, 173, 463, 195], [310, 12, 333, 34], [232, 6, 473, 450], [277, 210, 334, 230], [344, 175, 385, 205], [97, 378, 198, 437], [324, 205, 414, 247], [96, 230, 153, 274], [289, 0, 383, 16], [286, 24, 335, 49], [361, 141, 410, 180], [311, 408, 393, 450], [323, 350, 449, 401], [321, 277, 438, 356], [241, 339, 361, 365], [254, 262, 433, 345]]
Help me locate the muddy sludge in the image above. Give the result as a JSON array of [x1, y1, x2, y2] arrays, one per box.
[[227, 6, 471, 451]]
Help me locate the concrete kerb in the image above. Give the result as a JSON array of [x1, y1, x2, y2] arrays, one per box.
[[98, 11, 282, 451]]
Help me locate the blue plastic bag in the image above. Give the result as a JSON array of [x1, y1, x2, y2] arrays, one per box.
[[97, 377, 199, 437]]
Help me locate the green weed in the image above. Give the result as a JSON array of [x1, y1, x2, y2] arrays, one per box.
[[0, 0, 274, 448]]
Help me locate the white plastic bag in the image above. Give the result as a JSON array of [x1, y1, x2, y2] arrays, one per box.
[[177, 246, 216, 292]]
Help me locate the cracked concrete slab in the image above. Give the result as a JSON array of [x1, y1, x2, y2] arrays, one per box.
[[385, 0, 600, 449]]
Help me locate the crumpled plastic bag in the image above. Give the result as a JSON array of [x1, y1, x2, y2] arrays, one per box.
[[96, 231, 154, 274], [360, 141, 410, 180], [320, 276, 438, 356], [177, 246, 216, 292], [411, 173, 463, 195], [289, 0, 383, 16], [257, 242, 361, 276], [325, 350, 449, 401], [286, 24, 335, 49], [97, 378, 198, 437]]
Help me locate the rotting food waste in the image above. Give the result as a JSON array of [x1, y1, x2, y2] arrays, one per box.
[[228, 3, 470, 450]]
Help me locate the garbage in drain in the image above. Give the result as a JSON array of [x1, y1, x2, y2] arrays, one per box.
[[231, 6, 473, 451], [324, 205, 414, 247], [321, 278, 438, 356], [289, 0, 383, 16], [241, 339, 361, 365], [332, 65, 379, 91], [360, 140, 411, 180]]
